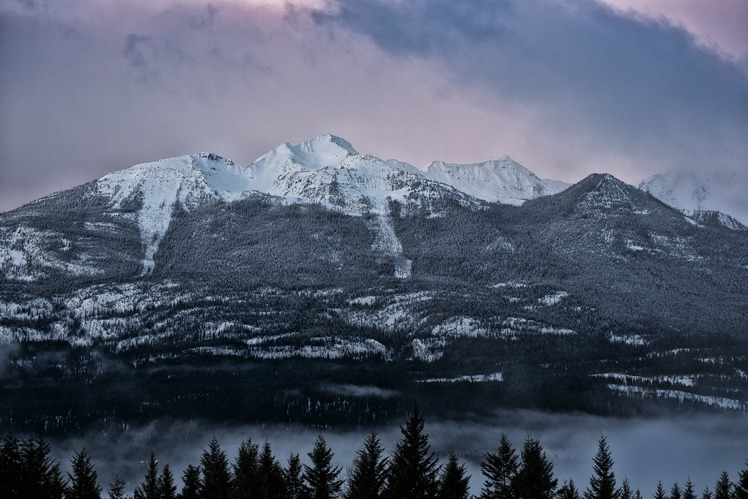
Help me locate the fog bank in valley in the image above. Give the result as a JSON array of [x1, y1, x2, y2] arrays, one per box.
[[47, 410, 748, 495]]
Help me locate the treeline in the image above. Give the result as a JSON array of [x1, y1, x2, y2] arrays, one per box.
[[1, 408, 747, 499]]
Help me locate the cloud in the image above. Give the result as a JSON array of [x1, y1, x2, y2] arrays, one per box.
[[601, 0, 748, 62], [0, 0, 746, 215], [314, 0, 748, 181]]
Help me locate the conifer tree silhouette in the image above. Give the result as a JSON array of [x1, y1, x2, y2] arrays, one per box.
[[437, 453, 470, 499], [384, 405, 440, 499], [66, 448, 101, 499], [479, 433, 518, 499], [201, 437, 232, 499], [584, 435, 619, 499], [346, 433, 388, 499], [512, 436, 557, 499], [303, 435, 344, 499]]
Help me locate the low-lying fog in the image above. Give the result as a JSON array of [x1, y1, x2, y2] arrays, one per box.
[[49, 411, 747, 495]]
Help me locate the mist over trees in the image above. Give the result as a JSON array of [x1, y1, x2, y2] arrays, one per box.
[[1, 409, 746, 499]]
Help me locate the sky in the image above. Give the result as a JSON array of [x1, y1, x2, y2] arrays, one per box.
[[1, 0, 747, 213]]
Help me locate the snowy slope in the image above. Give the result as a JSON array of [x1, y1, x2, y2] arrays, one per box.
[[97, 152, 253, 272], [88, 134, 573, 275], [639, 170, 748, 227], [424, 156, 569, 205], [247, 133, 429, 212]]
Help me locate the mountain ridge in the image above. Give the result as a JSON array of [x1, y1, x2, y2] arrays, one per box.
[[1, 137, 747, 430]]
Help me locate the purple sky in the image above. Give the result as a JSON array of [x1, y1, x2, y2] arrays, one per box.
[[1, 0, 747, 213]]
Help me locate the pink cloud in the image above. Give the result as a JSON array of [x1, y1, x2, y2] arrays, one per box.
[[600, 0, 748, 59]]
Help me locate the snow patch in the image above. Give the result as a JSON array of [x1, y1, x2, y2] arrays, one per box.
[[538, 291, 568, 306], [419, 372, 503, 383]]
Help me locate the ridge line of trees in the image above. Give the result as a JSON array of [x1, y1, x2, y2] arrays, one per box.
[[1, 407, 747, 499]]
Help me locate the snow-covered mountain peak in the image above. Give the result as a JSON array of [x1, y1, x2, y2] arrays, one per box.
[[250, 134, 358, 172], [97, 153, 253, 273], [423, 156, 568, 205], [639, 169, 748, 226]]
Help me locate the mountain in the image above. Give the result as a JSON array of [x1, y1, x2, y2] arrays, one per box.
[[639, 169, 748, 227], [97, 152, 254, 272], [1, 135, 747, 432], [424, 156, 569, 205]]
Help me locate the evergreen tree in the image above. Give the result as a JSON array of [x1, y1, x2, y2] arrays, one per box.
[[558, 480, 581, 499], [67, 448, 102, 499], [133, 453, 160, 499], [257, 441, 287, 499], [0, 435, 22, 498], [683, 479, 696, 499], [512, 437, 557, 499], [714, 472, 732, 499], [701, 487, 712, 499], [670, 483, 681, 499], [107, 473, 128, 499], [437, 454, 470, 499], [304, 435, 344, 499], [159, 464, 177, 499], [736, 460, 748, 499], [654, 482, 666, 499], [345, 433, 388, 499], [180, 465, 202, 499], [584, 435, 619, 499], [232, 438, 260, 499], [19, 436, 67, 499], [201, 437, 232, 499], [620, 479, 632, 499], [480, 433, 518, 499], [384, 406, 440, 499], [285, 453, 304, 499]]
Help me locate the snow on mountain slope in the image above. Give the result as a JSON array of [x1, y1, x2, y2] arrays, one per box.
[[424, 156, 569, 205], [97, 152, 252, 273], [90, 134, 571, 276], [639, 170, 748, 227], [246, 134, 424, 211]]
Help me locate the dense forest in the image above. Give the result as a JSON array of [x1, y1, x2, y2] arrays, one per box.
[[2, 408, 746, 499]]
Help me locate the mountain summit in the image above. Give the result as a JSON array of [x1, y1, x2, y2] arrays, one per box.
[[424, 156, 568, 205]]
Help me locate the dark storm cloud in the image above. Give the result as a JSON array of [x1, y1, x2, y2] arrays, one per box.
[[315, 0, 748, 175]]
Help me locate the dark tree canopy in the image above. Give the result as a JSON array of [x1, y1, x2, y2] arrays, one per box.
[[345, 433, 388, 499], [134, 452, 161, 499], [670, 482, 682, 499], [232, 438, 260, 499], [257, 441, 287, 499], [285, 453, 305, 499], [201, 437, 232, 499], [714, 472, 732, 499], [584, 435, 619, 499], [683, 479, 696, 499], [512, 436, 557, 499], [620, 478, 632, 499], [480, 433, 518, 499], [736, 461, 748, 499], [437, 453, 470, 499], [159, 464, 177, 499], [18, 437, 66, 499], [654, 482, 667, 499], [66, 448, 101, 499], [303, 435, 344, 499], [384, 405, 440, 499], [181, 464, 202, 499], [107, 473, 127, 499], [559, 480, 582, 499]]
